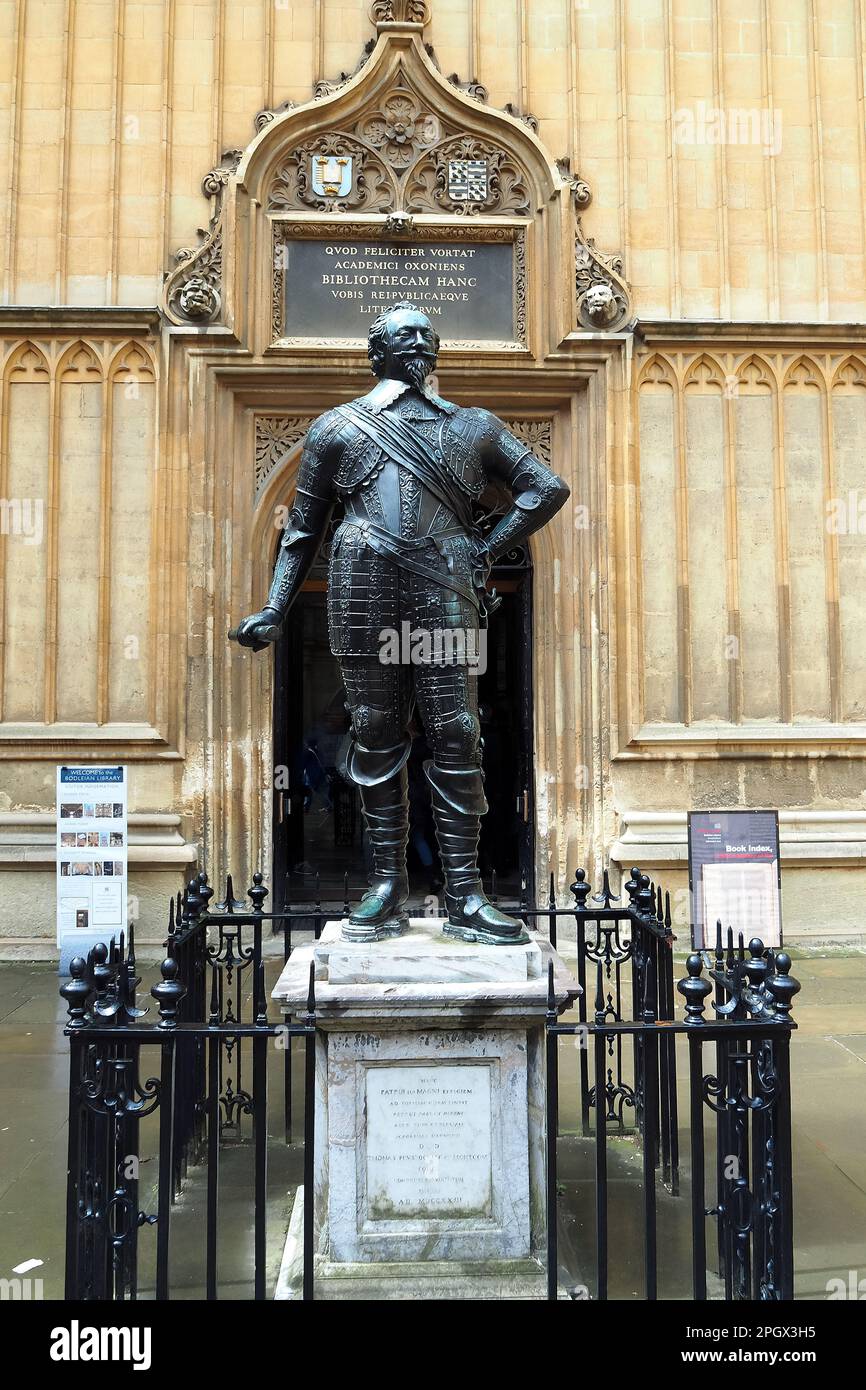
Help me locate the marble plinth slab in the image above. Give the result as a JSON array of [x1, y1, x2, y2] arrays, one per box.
[[313, 917, 543, 985], [272, 919, 579, 1297], [273, 917, 575, 1026]]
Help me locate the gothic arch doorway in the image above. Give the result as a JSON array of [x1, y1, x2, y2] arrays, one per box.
[[270, 516, 535, 915]]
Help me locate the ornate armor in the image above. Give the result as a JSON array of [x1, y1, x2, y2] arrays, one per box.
[[232, 303, 570, 944]]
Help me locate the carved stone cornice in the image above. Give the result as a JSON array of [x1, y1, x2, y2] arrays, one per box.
[[0, 306, 159, 330]]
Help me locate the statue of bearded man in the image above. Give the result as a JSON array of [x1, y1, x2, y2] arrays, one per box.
[[233, 302, 569, 945]]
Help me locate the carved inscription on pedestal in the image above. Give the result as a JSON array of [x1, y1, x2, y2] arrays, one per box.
[[365, 1063, 493, 1220]]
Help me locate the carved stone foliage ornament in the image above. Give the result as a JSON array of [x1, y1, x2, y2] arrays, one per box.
[[266, 78, 532, 218], [255, 416, 314, 498], [503, 103, 540, 134], [162, 148, 242, 326], [556, 155, 592, 209], [254, 99, 295, 133], [370, 0, 430, 25], [506, 419, 552, 468], [575, 222, 631, 331]]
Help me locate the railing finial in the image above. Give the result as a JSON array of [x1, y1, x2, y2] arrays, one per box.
[[60, 956, 91, 1028], [151, 955, 186, 1029], [677, 952, 712, 1024], [766, 952, 800, 1020]]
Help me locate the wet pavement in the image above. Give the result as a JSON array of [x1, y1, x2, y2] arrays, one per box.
[[0, 953, 864, 1300]]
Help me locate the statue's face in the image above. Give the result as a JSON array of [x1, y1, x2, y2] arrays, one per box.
[[381, 309, 438, 388]]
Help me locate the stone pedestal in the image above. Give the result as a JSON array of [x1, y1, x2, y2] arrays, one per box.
[[272, 917, 579, 1300]]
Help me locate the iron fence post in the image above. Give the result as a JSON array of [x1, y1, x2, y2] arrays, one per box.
[[303, 962, 316, 1301], [545, 961, 559, 1300]]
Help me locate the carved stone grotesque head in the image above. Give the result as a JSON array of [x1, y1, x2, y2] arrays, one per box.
[[367, 300, 440, 387], [179, 275, 218, 321], [582, 280, 619, 328], [382, 211, 415, 238]]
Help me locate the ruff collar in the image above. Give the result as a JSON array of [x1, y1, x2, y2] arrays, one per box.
[[353, 377, 458, 415]]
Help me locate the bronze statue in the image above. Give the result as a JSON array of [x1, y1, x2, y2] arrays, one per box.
[[232, 302, 569, 944]]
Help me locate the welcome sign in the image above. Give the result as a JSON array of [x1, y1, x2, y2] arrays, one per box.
[[56, 765, 128, 961]]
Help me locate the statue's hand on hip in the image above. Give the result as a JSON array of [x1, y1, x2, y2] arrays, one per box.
[[229, 607, 283, 652]]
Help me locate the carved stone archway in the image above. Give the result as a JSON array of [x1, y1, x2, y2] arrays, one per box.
[[158, 2, 635, 899]]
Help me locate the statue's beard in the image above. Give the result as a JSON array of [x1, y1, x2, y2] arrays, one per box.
[[390, 354, 436, 390]]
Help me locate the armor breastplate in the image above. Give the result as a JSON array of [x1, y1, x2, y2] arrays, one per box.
[[332, 395, 488, 532]]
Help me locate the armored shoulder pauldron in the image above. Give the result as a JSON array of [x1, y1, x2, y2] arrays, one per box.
[[332, 426, 386, 497], [437, 416, 488, 503]]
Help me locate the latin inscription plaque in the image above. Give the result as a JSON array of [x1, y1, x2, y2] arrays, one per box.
[[282, 238, 515, 341], [365, 1063, 493, 1220]]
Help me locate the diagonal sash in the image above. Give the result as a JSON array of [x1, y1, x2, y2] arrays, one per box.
[[337, 400, 475, 532]]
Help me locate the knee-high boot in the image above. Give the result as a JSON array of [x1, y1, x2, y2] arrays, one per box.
[[424, 761, 528, 945], [345, 739, 410, 939]]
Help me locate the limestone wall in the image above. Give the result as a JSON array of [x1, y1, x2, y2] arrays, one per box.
[[604, 329, 866, 946], [1, 0, 864, 320], [0, 316, 196, 945], [0, 3, 864, 947]]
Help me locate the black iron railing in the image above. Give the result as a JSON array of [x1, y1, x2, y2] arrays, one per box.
[[546, 895, 801, 1302], [61, 905, 316, 1302], [517, 865, 680, 1190], [61, 863, 800, 1303]]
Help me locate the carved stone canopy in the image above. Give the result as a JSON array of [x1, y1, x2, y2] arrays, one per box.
[[159, 24, 632, 339]]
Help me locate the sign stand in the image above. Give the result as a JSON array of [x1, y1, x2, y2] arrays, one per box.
[[57, 765, 128, 974], [687, 809, 782, 952]]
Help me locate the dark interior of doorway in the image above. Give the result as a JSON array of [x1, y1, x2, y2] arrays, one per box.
[[271, 560, 534, 916]]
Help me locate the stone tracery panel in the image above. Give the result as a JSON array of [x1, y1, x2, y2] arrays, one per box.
[[0, 335, 159, 740], [266, 76, 533, 219], [255, 416, 315, 500], [831, 359, 866, 720], [634, 346, 866, 742]]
